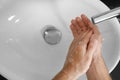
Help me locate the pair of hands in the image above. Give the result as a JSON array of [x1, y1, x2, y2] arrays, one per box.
[[53, 14, 111, 80], [63, 14, 103, 79]]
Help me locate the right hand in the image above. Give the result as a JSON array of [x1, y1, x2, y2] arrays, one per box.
[[81, 14, 112, 80], [80, 14, 103, 61]]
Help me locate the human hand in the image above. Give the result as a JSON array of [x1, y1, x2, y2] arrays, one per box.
[[80, 14, 103, 60], [80, 14, 112, 80]]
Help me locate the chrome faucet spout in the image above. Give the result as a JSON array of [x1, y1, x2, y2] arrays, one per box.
[[91, 7, 120, 24]]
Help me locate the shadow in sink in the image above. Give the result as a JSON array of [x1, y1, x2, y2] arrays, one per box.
[[0, 75, 7, 80], [111, 62, 120, 80]]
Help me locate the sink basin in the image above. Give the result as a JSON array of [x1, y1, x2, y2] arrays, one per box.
[[0, 0, 120, 80]]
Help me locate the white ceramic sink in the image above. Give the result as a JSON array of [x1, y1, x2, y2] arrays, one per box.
[[0, 0, 120, 80]]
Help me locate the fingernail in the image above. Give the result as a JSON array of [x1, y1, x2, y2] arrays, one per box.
[[81, 14, 87, 17], [76, 17, 79, 19], [71, 19, 74, 22], [76, 17, 79, 21]]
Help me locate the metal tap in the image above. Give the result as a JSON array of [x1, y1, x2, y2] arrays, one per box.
[[91, 7, 120, 24]]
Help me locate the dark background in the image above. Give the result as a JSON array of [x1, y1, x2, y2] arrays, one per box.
[[0, 0, 120, 80]]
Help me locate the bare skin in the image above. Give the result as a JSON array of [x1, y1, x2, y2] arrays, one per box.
[[52, 14, 112, 80], [81, 14, 112, 80]]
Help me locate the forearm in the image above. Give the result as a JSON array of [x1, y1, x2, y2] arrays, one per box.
[[52, 70, 71, 80], [52, 70, 76, 80], [52, 64, 79, 80], [86, 55, 112, 80]]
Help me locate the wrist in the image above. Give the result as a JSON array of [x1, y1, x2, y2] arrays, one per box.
[[62, 64, 80, 80], [92, 49, 103, 64], [87, 53, 111, 80], [93, 54, 103, 64]]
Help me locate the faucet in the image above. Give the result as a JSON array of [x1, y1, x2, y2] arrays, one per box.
[[91, 7, 120, 24]]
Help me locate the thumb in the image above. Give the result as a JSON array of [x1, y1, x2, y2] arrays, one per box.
[[86, 35, 98, 60]]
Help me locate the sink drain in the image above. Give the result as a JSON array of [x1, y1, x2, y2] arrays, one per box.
[[42, 25, 62, 45]]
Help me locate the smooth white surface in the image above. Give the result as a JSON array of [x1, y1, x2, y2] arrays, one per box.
[[0, 0, 120, 80]]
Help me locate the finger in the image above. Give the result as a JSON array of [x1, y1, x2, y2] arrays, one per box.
[[76, 29, 90, 44], [81, 34, 98, 65], [81, 30, 93, 44], [76, 16, 87, 31], [75, 17, 82, 34], [75, 29, 91, 49], [81, 14, 93, 29], [81, 14, 100, 35], [70, 30, 89, 50], [71, 19, 80, 34], [69, 29, 90, 54], [86, 35, 98, 57], [85, 38, 98, 64], [70, 24, 78, 38], [92, 26, 100, 35], [81, 14, 91, 28]]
